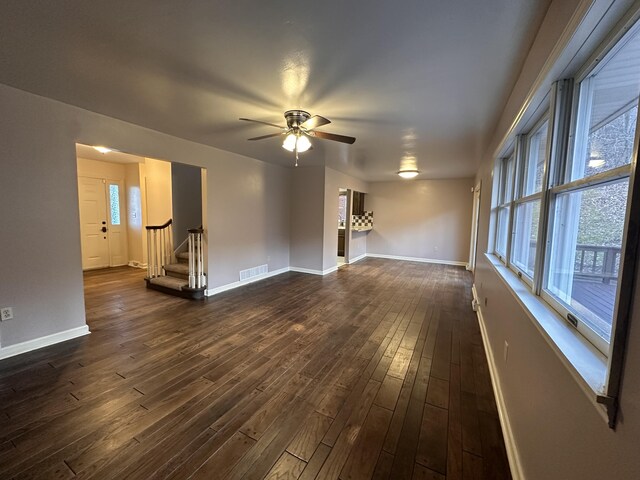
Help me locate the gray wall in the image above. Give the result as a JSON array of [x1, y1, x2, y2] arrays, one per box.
[[474, 0, 640, 478], [290, 166, 325, 272], [0, 82, 290, 349], [171, 162, 202, 246], [366, 179, 474, 264]]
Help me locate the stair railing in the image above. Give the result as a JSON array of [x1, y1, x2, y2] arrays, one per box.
[[146, 219, 173, 279], [187, 227, 206, 288]]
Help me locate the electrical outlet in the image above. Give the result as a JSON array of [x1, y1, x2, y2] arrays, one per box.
[[1, 307, 13, 321], [503, 341, 509, 364]]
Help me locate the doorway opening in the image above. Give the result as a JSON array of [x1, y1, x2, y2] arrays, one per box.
[[337, 188, 350, 267], [468, 181, 481, 272], [75, 143, 207, 297]]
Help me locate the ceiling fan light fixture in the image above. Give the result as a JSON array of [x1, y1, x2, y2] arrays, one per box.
[[397, 169, 419, 179], [282, 133, 297, 151], [282, 132, 312, 153], [296, 134, 312, 153]]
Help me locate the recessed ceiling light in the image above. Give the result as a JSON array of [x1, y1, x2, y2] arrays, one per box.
[[398, 169, 419, 179], [93, 146, 112, 154]]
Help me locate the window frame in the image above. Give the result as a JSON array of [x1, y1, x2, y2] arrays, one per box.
[[494, 153, 516, 263], [508, 115, 551, 286], [488, 15, 640, 427]]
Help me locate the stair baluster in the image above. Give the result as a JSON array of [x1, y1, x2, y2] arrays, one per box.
[[145, 219, 173, 279]]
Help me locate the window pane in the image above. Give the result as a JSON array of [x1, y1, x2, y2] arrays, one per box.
[[523, 121, 548, 196], [109, 184, 121, 226], [511, 200, 540, 278], [501, 155, 515, 203], [546, 179, 628, 343], [338, 194, 347, 224], [570, 28, 640, 181], [495, 206, 510, 257]]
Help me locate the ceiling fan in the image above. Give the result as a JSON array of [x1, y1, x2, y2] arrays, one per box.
[[240, 110, 356, 166]]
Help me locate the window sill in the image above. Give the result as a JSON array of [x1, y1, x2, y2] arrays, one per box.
[[483, 253, 609, 423]]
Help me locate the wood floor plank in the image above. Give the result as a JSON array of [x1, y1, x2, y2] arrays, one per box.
[[373, 375, 403, 411], [299, 443, 332, 480], [0, 261, 511, 480], [339, 404, 393, 480], [286, 411, 333, 462], [415, 403, 449, 475], [264, 451, 307, 480]]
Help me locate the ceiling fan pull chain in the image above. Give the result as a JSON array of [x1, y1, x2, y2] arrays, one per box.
[[295, 147, 299, 167]]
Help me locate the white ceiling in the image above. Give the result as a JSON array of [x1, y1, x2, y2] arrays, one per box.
[[0, 1, 551, 181]]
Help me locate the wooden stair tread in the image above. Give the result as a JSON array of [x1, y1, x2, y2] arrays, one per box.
[[164, 263, 190, 275], [147, 276, 186, 291]]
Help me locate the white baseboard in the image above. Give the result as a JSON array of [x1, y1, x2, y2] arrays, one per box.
[[348, 253, 367, 264], [206, 267, 290, 296], [0, 325, 90, 361], [365, 253, 467, 267], [476, 305, 524, 480], [128, 260, 147, 269], [289, 266, 337, 276], [203, 254, 465, 297]]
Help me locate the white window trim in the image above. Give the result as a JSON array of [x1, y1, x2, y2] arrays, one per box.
[[486, 253, 610, 424]]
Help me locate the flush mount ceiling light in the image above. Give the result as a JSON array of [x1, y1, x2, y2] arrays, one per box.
[[397, 169, 419, 179], [93, 146, 113, 154]]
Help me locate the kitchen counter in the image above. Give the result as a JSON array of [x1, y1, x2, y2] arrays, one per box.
[[352, 226, 373, 232]]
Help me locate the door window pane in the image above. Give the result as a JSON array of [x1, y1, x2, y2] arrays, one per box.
[[546, 179, 628, 343], [511, 200, 540, 278], [569, 28, 640, 181], [109, 184, 121, 226], [523, 121, 548, 196]]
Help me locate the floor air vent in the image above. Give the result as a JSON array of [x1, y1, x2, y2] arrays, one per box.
[[239, 264, 268, 282]]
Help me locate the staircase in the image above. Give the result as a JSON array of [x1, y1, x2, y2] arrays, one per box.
[[144, 220, 206, 300]]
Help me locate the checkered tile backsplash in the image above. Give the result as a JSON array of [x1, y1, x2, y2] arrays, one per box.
[[352, 211, 373, 227]]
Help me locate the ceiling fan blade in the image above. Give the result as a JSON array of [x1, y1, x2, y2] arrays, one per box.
[[239, 118, 285, 129], [311, 130, 356, 144], [247, 132, 283, 141], [301, 115, 331, 130]]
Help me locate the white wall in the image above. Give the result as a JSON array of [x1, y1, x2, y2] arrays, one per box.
[[143, 157, 173, 226], [0, 82, 290, 350], [76, 157, 126, 180], [125, 163, 144, 266], [474, 0, 640, 478], [366, 179, 474, 264]]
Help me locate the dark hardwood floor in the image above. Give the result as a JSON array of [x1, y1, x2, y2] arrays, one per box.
[[0, 259, 511, 479]]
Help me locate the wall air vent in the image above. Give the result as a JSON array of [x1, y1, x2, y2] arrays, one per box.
[[239, 264, 268, 282]]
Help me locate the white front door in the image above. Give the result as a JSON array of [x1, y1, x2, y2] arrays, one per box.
[[78, 177, 128, 270]]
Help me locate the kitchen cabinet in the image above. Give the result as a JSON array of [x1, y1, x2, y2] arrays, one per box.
[[338, 229, 345, 256], [352, 191, 365, 216]]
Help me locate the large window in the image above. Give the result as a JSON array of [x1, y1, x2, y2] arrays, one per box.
[[493, 23, 640, 357], [495, 155, 515, 261], [511, 119, 549, 281]]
